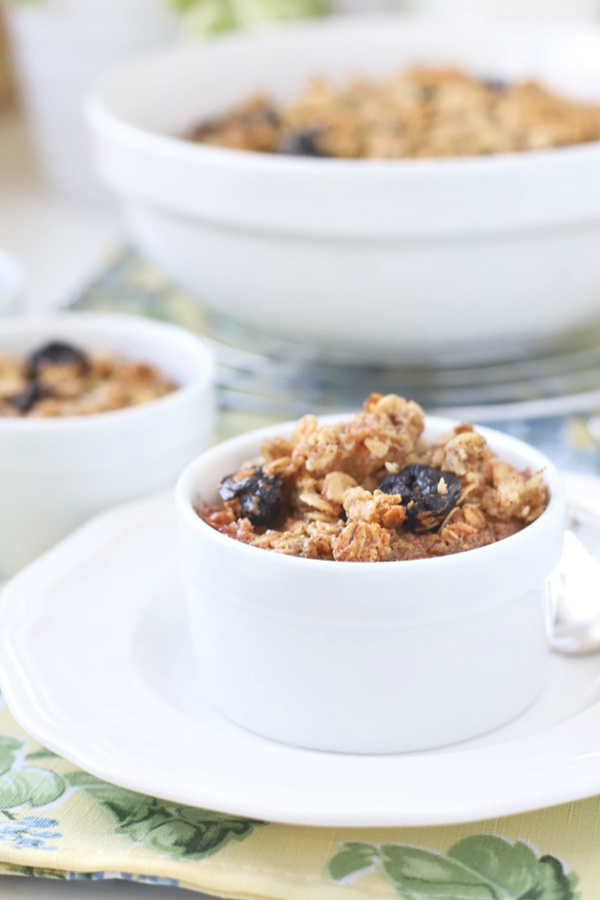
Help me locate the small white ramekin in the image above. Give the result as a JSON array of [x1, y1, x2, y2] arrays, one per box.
[[176, 416, 566, 754], [0, 312, 215, 578]]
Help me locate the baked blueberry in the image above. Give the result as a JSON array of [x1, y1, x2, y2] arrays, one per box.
[[378, 464, 462, 531], [29, 341, 89, 378], [278, 130, 327, 157], [219, 466, 284, 527], [484, 77, 508, 93], [10, 381, 44, 414]]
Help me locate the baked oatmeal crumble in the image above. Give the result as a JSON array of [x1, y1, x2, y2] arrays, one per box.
[[0, 341, 176, 418], [199, 394, 549, 562], [189, 67, 600, 159]]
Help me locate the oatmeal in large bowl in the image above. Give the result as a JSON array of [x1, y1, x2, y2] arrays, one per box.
[[200, 394, 549, 562], [190, 67, 600, 160]]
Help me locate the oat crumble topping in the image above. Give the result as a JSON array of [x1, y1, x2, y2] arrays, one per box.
[[0, 341, 176, 418], [199, 394, 549, 562], [189, 67, 600, 159]]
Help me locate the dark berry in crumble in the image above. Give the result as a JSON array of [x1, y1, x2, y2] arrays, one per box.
[[219, 466, 284, 527], [379, 464, 462, 532], [29, 341, 89, 378]]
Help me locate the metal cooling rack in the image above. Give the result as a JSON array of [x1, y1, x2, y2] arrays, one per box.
[[72, 247, 600, 471]]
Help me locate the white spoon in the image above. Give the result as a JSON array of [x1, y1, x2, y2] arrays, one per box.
[[551, 499, 600, 656]]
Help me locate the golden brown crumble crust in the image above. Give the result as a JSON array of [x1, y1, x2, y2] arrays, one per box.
[[189, 67, 600, 159], [0, 352, 176, 418], [199, 394, 549, 562]]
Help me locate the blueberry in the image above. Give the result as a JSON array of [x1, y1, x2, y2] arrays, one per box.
[[219, 466, 284, 527], [278, 130, 327, 157], [10, 381, 44, 414], [29, 341, 89, 378], [484, 77, 508, 93], [378, 464, 462, 531]]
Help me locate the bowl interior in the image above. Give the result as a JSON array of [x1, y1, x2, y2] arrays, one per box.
[[97, 18, 600, 140]]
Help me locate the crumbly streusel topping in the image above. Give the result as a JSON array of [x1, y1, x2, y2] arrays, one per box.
[[189, 67, 600, 159], [0, 341, 176, 418], [199, 394, 549, 562]]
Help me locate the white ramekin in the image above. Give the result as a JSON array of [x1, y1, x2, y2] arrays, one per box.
[[87, 17, 600, 364], [176, 416, 566, 754], [0, 312, 215, 578]]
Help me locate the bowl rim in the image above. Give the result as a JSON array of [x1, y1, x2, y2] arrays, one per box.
[[0, 311, 214, 432], [175, 411, 565, 572], [86, 14, 600, 177]]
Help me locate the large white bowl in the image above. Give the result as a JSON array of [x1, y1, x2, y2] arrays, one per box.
[[0, 312, 215, 577], [176, 415, 565, 754], [88, 17, 600, 365]]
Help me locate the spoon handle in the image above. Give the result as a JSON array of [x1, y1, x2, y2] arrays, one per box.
[[568, 497, 600, 531], [551, 496, 600, 656]]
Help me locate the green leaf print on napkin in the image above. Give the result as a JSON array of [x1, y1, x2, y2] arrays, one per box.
[[327, 835, 580, 899], [0, 738, 66, 814], [0, 738, 21, 778], [66, 772, 264, 860], [328, 842, 379, 881], [448, 836, 578, 900], [0, 770, 65, 811]]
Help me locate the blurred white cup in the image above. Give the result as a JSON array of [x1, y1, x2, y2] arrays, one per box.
[[0, 249, 24, 317], [5, 0, 179, 203]]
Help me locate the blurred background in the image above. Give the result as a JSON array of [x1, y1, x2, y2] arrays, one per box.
[[1, 0, 599, 309], [3, 0, 600, 461]]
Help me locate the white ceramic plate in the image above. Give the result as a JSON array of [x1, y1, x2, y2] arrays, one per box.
[[1, 476, 600, 828]]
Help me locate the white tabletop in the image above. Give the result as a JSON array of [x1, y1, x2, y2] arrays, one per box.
[[0, 110, 221, 900]]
